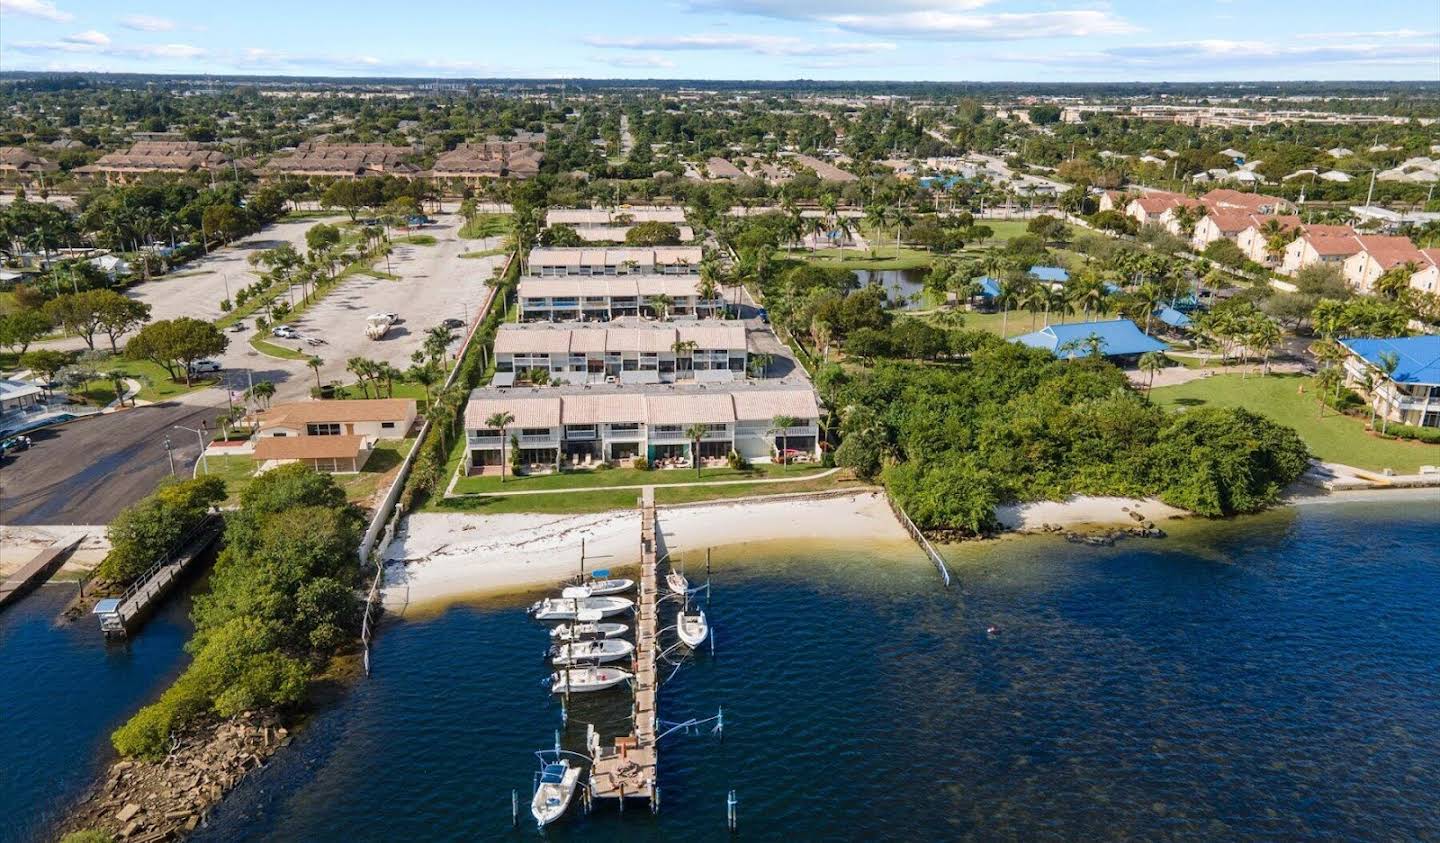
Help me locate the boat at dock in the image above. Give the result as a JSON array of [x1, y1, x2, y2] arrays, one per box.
[[578, 578, 634, 596], [531, 760, 581, 827], [550, 665, 633, 694], [677, 608, 708, 648], [666, 571, 688, 595], [551, 621, 629, 641], [530, 596, 634, 621], [552, 638, 635, 666]]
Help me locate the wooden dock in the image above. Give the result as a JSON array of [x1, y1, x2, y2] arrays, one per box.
[[95, 517, 221, 638], [0, 537, 84, 611], [589, 486, 659, 805]]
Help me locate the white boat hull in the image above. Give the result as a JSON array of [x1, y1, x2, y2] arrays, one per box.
[[531, 596, 634, 621], [550, 622, 629, 642], [550, 666, 633, 694], [666, 572, 688, 595], [552, 638, 635, 666], [678, 610, 709, 648], [582, 578, 634, 596], [531, 762, 581, 827]]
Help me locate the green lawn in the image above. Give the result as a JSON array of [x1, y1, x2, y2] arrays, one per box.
[[210, 438, 414, 506], [790, 246, 936, 271], [330, 379, 436, 410], [459, 214, 512, 240], [250, 335, 311, 360], [459, 248, 507, 260], [450, 462, 828, 496], [106, 359, 217, 401], [1152, 373, 1439, 474], [394, 234, 437, 247], [436, 469, 853, 514]]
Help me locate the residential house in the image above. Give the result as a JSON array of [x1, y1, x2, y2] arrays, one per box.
[[1200, 188, 1291, 215], [1343, 236, 1426, 294], [251, 398, 417, 472], [1125, 191, 1199, 228], [1235, 214, 1302, 266], [74, 142, 232, 184], [0, 148, 58, 187], [1279, 225, 1361, 276], [462, 382, 819, 472], [494, 321, 748, 384], [1410, 249, 1440, 294], [1191, 209, 1256, 251], [1340, 336, 1440, 429], [428, 141, 543, 184], [258, 143, 419, 181]]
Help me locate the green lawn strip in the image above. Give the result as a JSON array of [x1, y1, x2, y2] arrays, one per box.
[[458, 214, 512, 240], [204, 453, 259, 505], [393, 234, 437, 247], [459, 248, 507, 259], [106, 359, 216, 401], [450, 463, 828, 495], [334, 438, 414, 503], [1151, 373, 1438, 474], [281, 209, 344, 221], [249, 335, 311, 360], [329, 380, 436, 410], [215, 272, 288, 329]]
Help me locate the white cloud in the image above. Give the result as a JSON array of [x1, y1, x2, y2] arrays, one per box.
[[600, 54, 679, 69], [585, 33, 895, 56], [0, 0, 73, 22], [686, 0, 991, 17], [62, 30, 110, 46], [119, 14, 178, 32], [824, 9, 1138, 40]]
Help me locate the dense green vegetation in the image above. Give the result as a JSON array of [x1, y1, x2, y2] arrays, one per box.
[[822, 338, 1311, 534], [111, 465, 362, 759], [98, 476, 225, 583]]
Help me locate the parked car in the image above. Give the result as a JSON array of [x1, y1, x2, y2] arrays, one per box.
[[272, 326, 299, 339], [229, 322, 247, 333], [441, 318, 465, 330], [1, 435, 33, 454], [379, 312, 402, 324], [188, 359, 223, 374]]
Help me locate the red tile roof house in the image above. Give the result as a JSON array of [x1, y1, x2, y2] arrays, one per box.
[[1235, 214, 1302, 266], [249, 399, 417, 473], [1190, 209, 1260, 251], [1410, 249, 1440, 295], [1343, 235, 1426, 294], [1199, 188, 1292, 215], [1279, 225, 1360, 276], [1124, 191, 1197, 227]]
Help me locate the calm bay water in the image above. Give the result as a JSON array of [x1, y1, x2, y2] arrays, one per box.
[[182, 496, 1440, 842], [1, 580, 199, 843]]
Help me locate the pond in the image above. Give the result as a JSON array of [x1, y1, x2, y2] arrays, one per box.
[[851, 268, 930, 310]]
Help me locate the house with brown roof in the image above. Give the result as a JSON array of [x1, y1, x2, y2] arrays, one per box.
[[1410, 249, 1440, 294], [1199, 188, 1291, 215], [428, 141, 543, 184], [462, 382, 818, 473], [1235, 214, 1302, 266], [74, 142, 231, 184], [1279, 225, 1360, 276], [1124, 191, 1198, 227], [1190, 209, 1259, 251], [0, 148, 59, 187], [258, 143, 419, 181], [1343, 235, 1426, 294], [250, 398, 417, 472]]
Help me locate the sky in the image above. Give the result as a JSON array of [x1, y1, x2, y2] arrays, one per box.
[[0, 0, 1437, 82]]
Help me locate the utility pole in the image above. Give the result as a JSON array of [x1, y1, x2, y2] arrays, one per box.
[[1364, 168, 1376, 209]]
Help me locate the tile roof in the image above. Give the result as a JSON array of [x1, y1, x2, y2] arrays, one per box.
[[494, 322, 747, 356], [254, 434, 365, 461], [561, 393, 648, 424], [1351, 235, 1424, 270], [1201, 188, 1287, 212], [259, 399, 414, 429], [464, 383, 818, 429], [465, 394, 563, 428], [1304, 234, 1364, 257], [644, 392, 735, 424], [546, 207, 686, 225]]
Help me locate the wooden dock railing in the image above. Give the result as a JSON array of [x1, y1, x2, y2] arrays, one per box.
[[884, 492, 952, 588]]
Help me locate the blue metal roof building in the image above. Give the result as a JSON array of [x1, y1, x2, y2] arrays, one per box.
[[1014, 319, 1169, 360], [976, 276, 1003, 298], [1155, 306, 1193, 329], [1340, 336, 1440, 386], [1028, 265, 1070, 284]]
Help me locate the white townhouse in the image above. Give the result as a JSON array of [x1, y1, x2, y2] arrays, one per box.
[[462, 382, 819, 473], [519, 246, 718, 321], [494, 321, 749, 384], [1234, 215, 1301, 266], [544, 207, 694, 242], [1410, 249, 1440, 294], [1342, 235, 1426, 294], [526, 246, 702, 276], [1279, 225, 1361, 276]]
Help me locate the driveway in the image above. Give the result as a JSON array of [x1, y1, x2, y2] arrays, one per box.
[[0, 397, 228, 526]]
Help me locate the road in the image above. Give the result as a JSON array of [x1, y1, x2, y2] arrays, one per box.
[[0, 397, 227, 526]]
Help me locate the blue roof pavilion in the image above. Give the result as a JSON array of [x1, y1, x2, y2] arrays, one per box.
[[1014, 318, 1168, 359], [1340, 336, 1440, 386]]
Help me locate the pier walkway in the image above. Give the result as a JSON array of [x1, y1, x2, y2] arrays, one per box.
[[0, 537, 83, 611], [95, 517, 221, 638], [589, 486, 659, 805]]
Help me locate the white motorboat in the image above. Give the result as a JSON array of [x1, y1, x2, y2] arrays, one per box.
[[530, 596, 633, 621], [550, 621, 629, 642], [677, 608, 709, 648], [581, 578, 634, 596], [666, 570, 689, 595], [552, 638, 635, 666], [531, 760, 581, 827], [550, 665, 633, 694]]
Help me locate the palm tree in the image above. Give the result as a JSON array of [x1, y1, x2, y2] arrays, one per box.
[[696, 276, 721, 318], [892, 207, 914, 257], [1376, 351, 1400, 435], [307, 356, 324, 393], [685, 422, 708, 478], [862, 204, 890, 256], [671, 339, 697, 373], [105, 369, 130, 408], [1135, 282, 1164, 335], [750, 351, 773, 380], [408, 363, 439, 407], [1248, 318, 1282, 377], [1137, 351, 1167, 396], [647, 293, 673, 320], [485, 411, 516, 482], [1018, 283, 1049, 330], [770, 414, 797, 470], [249, 379, 275, 410]]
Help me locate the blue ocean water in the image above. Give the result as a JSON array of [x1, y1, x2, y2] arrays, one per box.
[[190, 497, 1440, 842]]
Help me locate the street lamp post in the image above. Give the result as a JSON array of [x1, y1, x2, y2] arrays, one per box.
[[174, 423, 210, 475], [163, 436, 175, 477]]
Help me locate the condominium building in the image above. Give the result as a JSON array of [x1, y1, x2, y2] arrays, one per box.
[[526, 246, 703, 276], [462, 382, 819, 472], [1342, 235, 1426, 294], [258, 143, 419, 180], [1341, 336, 1440, 429], [494, 321, 748, 384], [75, 142, 232, 184], [428, 141, 542, 183], [0, 148, 58, 187], [519, 246, 716, 321]]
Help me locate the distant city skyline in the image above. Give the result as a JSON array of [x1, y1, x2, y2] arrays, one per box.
[[1, 0, 1437, 82]]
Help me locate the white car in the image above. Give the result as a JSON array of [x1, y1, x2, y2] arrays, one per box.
[[188, 359, 223, 374], [272, 326, 299, 339]]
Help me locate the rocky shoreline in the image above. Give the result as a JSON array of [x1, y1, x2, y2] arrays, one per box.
[[62, 711, 290, 842]]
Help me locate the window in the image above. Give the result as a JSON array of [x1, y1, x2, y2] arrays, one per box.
[[381, 422, 396, 429], [609, 422, 639, 432], [307, 423, 341, 436], [521, 427, 551, 437]]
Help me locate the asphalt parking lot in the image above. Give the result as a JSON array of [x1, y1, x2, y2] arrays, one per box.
[[0, 398, 226, 526]]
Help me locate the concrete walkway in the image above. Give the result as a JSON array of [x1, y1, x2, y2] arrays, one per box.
[[1132, 361, 1306, 390], [447, 466, 840, 498]]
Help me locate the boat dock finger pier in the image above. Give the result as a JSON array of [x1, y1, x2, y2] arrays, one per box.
[[587, 486, 659, 807]]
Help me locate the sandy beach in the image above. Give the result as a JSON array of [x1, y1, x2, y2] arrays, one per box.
[[0, 526, 110, 579], [381, 491, 910, 610], [995, 496, 1190, 532]]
